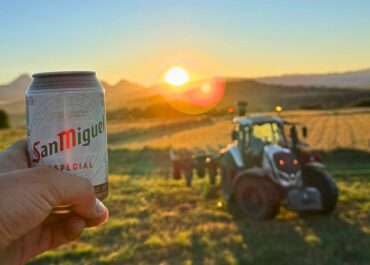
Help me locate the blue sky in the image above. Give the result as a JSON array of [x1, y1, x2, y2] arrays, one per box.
[[0, 0, 369, 85]]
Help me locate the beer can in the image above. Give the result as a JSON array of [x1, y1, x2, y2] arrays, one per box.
[[26, 71, 109, 206]]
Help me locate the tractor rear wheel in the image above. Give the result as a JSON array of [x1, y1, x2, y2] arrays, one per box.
[[302, 169, 338, 214], [235, 177, 280, 219]]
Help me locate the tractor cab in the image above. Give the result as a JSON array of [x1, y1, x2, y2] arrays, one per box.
[[231, 115, 311, 165], [231, 115, 289, 166], [233, 114, 285, 146], [232, 114, 310, 147]]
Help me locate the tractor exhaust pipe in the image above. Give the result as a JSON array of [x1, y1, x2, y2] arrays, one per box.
[[236, 101, 248, 116]]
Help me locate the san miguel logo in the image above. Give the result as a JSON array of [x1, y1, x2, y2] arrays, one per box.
[[32, 119, 105, 163]]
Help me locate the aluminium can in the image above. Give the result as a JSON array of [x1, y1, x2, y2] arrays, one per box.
[[26, 71, 109, 200]]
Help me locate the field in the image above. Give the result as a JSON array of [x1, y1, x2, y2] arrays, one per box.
[[0, 108, 370, 264], [106, 108, 370, 151]]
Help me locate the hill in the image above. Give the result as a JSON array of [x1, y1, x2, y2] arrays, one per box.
[[218, 79, 370, 111], [0, 74, 31, 113], [1, 73, 370, 120], [102, 79, 155, 111], [257, 68, 370, 89], [120, 79, 370, 114], [0, 75, 151, 114], [0, 74, 31, 107]]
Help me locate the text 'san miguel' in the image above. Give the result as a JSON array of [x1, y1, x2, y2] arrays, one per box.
[[32, 119, 105, 163]]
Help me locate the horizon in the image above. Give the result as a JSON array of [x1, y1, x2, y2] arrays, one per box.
[[3, 66, 370, 88], [1, 1, 370, 85]]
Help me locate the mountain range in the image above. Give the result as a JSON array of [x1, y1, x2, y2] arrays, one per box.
[[1, 69, 370, 117], [257, 68, 370, 88]]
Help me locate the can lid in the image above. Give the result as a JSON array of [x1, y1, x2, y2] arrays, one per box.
[[28, 71, 101, 91], [32, 71, 95, 78]]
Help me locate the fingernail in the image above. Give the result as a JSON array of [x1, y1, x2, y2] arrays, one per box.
[[94, 198, 106, 217]]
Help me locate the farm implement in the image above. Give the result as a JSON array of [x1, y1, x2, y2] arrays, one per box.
[[170, 146, 221, 187], [170, 102, 339, 219]]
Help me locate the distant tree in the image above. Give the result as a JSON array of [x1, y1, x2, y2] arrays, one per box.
[[0, 109, 10, 129], [350, 98, 370, 108]]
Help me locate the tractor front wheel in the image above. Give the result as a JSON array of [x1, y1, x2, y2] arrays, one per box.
[[235, 177, 280, 219], [302, 169, 338, 214]]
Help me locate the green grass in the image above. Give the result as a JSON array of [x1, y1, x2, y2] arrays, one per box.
[[28, 149, 370, 265], [0, 128, 26, 151]]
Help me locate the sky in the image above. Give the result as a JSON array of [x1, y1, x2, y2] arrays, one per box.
[[1, 0, 370, 85]]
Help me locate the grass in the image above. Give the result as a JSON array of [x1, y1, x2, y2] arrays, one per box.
[[1, 108, 369, 264], [0, 128, 25, 151], [27, 148, 370, 265]]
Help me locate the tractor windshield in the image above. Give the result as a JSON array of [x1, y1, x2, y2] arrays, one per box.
[[252, 122, 284, 145]]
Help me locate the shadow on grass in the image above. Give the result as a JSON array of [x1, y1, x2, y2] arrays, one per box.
[[227, 200, 370, 265], [317, 147, 370, 165], [305, 214, 370, 264], [317, 148, 370, 179], [27, 245, 95, 265]]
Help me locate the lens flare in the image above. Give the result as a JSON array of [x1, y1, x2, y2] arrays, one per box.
[[165, 77, 225, 115], [226, 106, 235, 114], [200, 83, 211, 94]]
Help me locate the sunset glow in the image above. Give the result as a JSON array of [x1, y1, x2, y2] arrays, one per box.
[[166, 77, 225, 115], [165, 67, 189, 86]]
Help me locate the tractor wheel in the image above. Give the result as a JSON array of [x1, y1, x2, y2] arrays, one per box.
[[209, 166, 217, 185], [235, 177, 280, 219], [196, 166, 206, 178], [302, 169, 338, 214], [185, 169, 193, 187]]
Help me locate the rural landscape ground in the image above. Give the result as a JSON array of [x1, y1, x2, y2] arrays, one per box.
[[1, 108, 369, 265]]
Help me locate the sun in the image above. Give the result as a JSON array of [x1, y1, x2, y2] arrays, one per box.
[[164, 67, 189, 86]]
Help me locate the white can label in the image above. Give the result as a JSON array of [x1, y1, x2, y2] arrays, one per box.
[[26, 90, 108, 186]]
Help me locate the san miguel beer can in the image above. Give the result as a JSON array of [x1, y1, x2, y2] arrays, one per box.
[[26, 72, 109, 209]]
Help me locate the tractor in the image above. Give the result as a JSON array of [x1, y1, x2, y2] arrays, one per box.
[[220, 102, 338, 219]]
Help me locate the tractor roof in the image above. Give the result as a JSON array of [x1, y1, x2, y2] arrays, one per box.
[[233, 114, 284, 126]]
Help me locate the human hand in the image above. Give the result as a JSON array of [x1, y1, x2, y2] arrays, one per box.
[[0, 140, 109, 264]]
